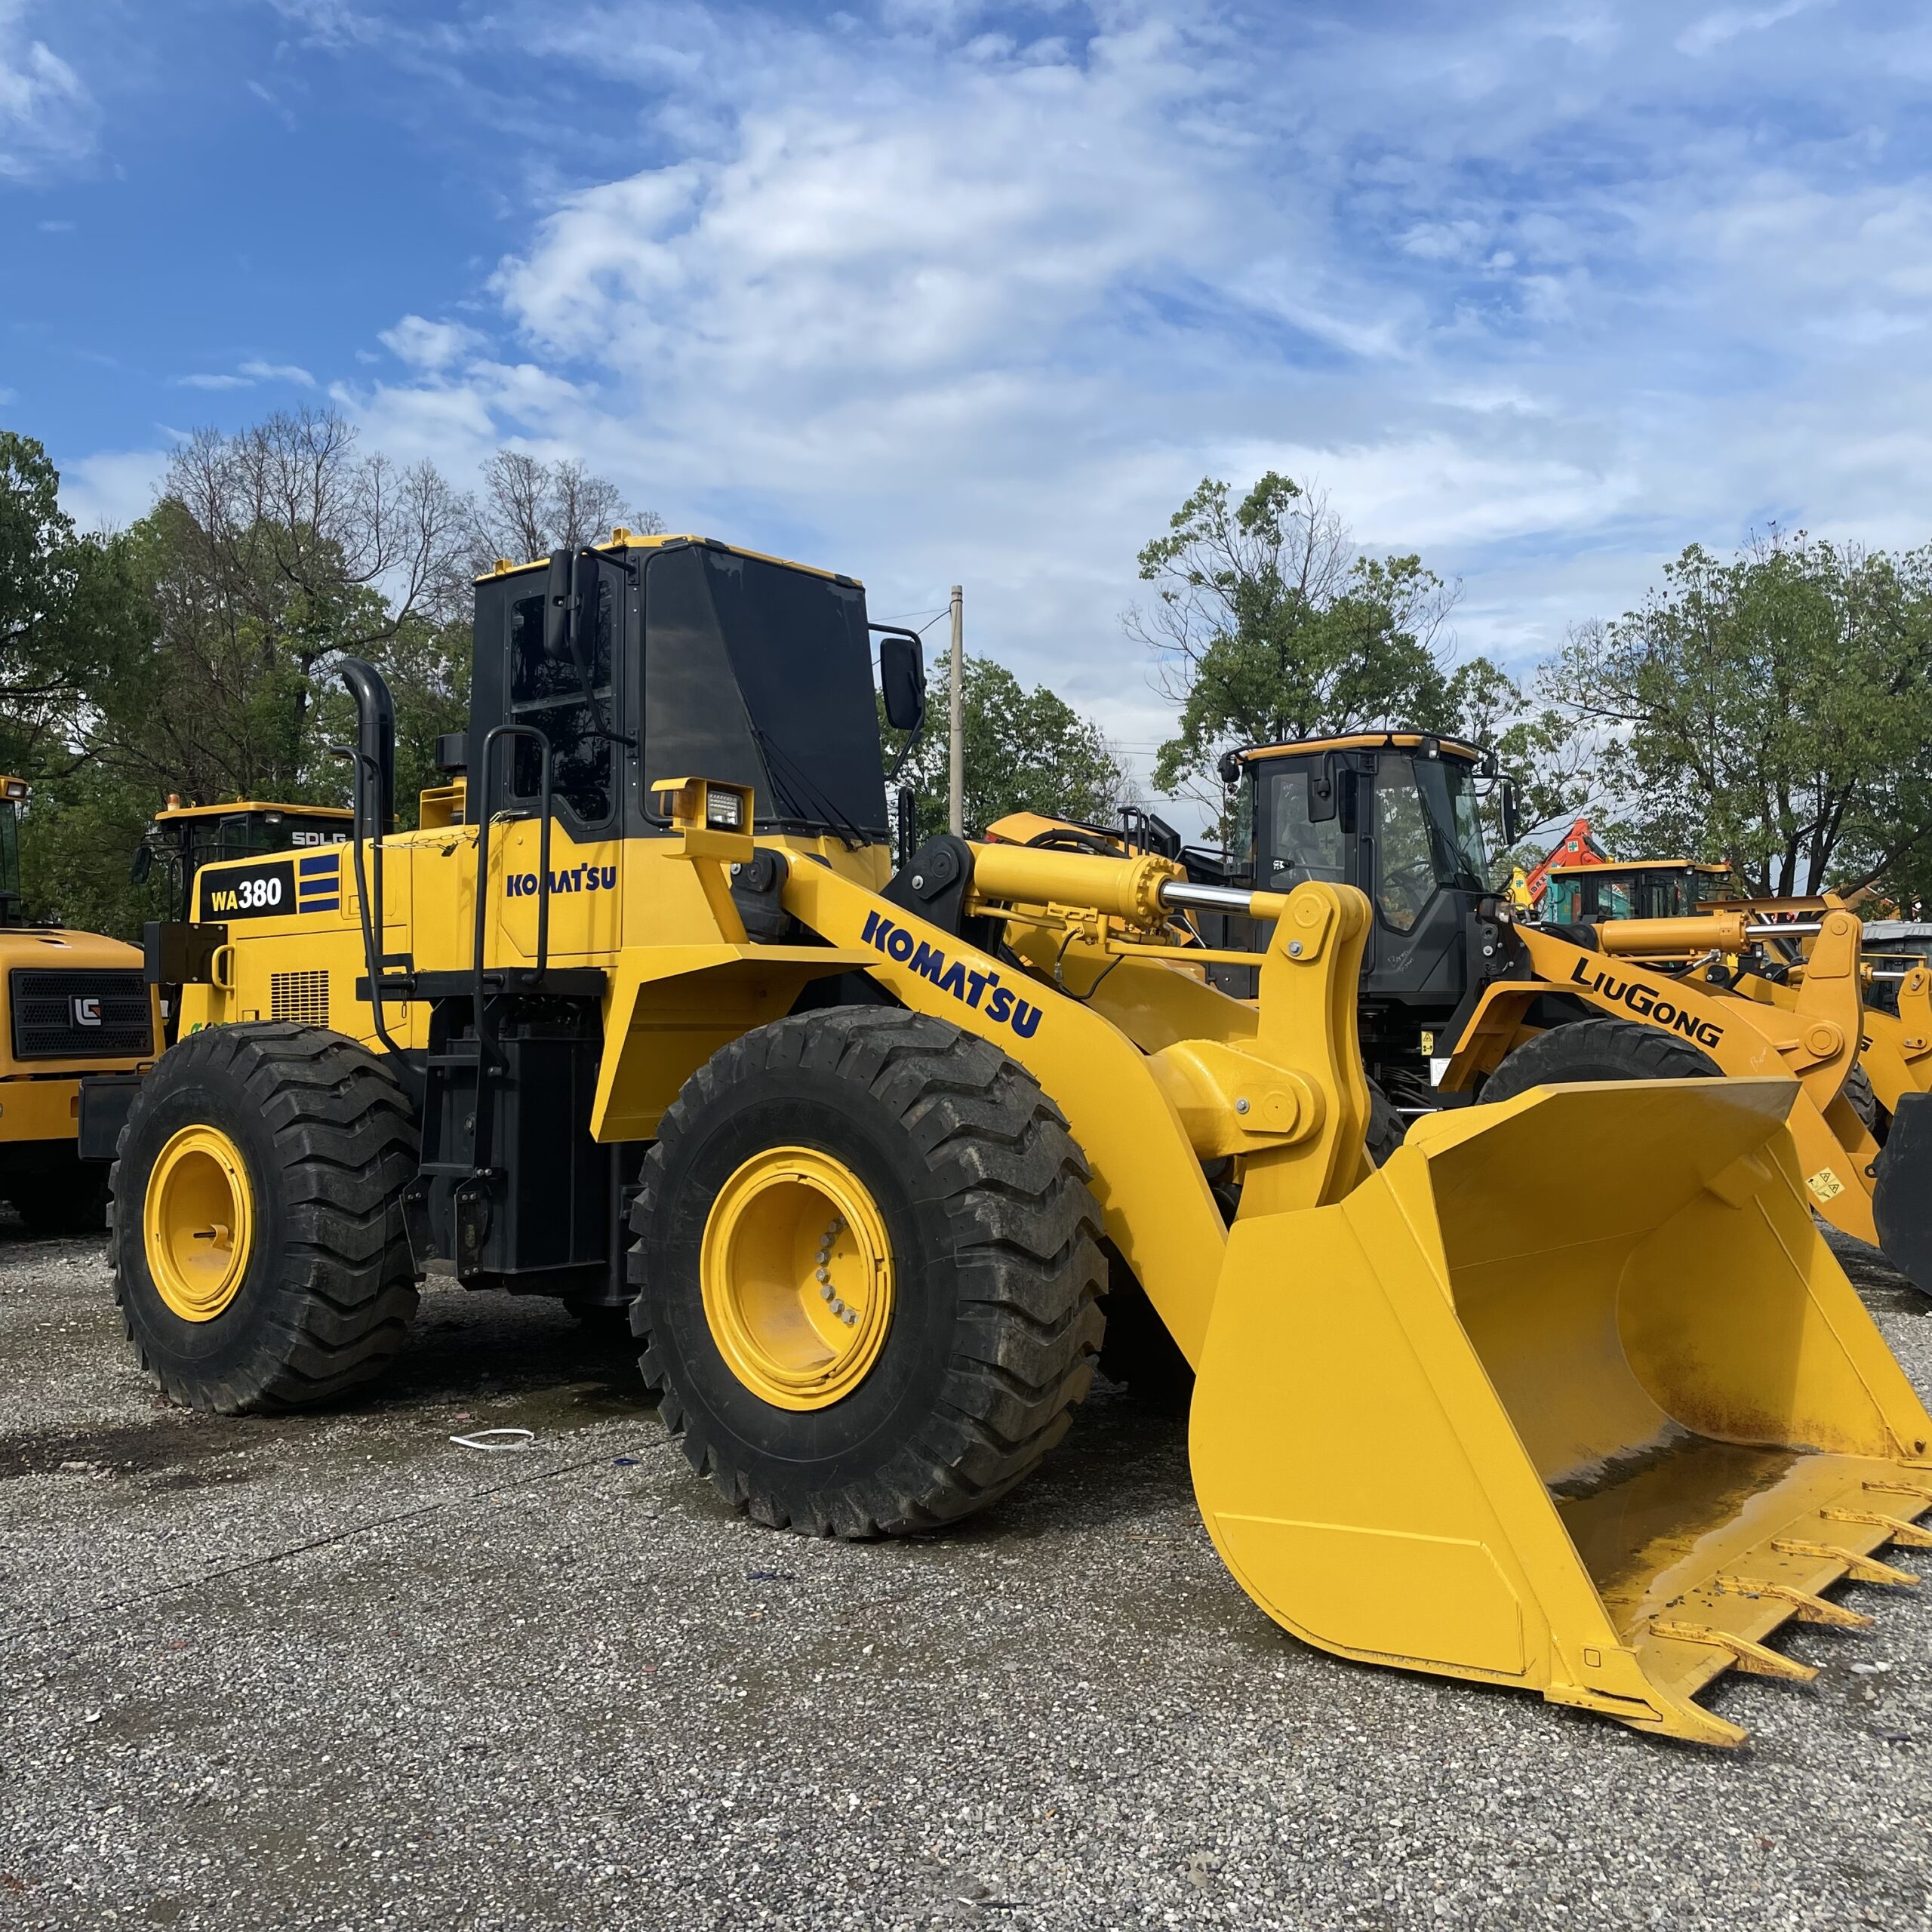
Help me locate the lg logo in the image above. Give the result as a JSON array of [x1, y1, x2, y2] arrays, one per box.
[[72, 996, 102, 1027]]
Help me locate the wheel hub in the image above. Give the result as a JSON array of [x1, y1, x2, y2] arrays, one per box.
[[144, 1124, 255, 1322], [700, 1146, 895, 1410]]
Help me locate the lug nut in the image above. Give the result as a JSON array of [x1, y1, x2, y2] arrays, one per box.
[[820, 1282, 835, 1302], [841, 1307, 857, 1327], [815, 1267, 830, 1284]]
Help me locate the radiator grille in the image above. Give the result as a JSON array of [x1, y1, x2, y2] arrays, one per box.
[[10, 968, 153, 1061], [270, 970, 331, 1027]]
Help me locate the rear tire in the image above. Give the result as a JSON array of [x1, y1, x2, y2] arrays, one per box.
[[628, 1007, 1106, 1538], [111, 1023, 420, 1413], [1480, 1015, 1718, 1103]]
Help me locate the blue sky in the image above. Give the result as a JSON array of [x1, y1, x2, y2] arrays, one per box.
[[5, 0, 1930, 814]]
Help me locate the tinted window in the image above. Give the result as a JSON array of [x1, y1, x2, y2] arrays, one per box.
[[509, 586, 616, 826], [645, 548, 885, 839]]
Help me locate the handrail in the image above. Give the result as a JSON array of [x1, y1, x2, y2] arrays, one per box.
[[472, 725, 553, 1075]]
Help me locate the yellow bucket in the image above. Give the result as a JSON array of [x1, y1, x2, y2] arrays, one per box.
[[1189, 1077, 1932, 1745]]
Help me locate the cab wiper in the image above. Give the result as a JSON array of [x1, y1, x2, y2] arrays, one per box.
[[749, 725, 868, 851]]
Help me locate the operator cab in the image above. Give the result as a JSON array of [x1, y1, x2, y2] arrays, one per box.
[[134, 799, 354, 922], [1209, 734, 1515, 1105], [1541, 860, 1734, 926], [463, 534, 920, 858]]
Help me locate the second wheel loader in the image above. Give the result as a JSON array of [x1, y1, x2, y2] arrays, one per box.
[[1213, 734, 1932, 1297], [106, 535, 1931, 1747]]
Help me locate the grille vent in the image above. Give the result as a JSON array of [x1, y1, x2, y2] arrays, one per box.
[[10, 968, 152, 1061], [269, 971, 331, 1027]]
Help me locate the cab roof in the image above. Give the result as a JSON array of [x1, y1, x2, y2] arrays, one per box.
[[1235, 732, 1485, 765], [476, 531, 861, 589], [1548, 859, 1730, 878], [153, 801, 354, 823]]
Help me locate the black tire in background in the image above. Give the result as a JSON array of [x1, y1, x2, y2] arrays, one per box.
[[1365, 1076, 1406, 1166], [111, 1023, 420, 1412], [1479, 1014, 1720, 1103], [629, 1006, 1106, 1539], [13, 1158, 110, 1237], [1841, 1063, 1883, 1142]]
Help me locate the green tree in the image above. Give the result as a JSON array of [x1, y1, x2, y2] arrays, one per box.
[[0, 429, 149, 777], [10, 414, 657, 936], [1539, 534, 1932, 897], [891, 655, 1127, 844], [1128, 474, 1462, 808]]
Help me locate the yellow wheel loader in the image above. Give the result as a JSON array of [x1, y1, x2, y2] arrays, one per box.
[[1211, 736, 1932, 1296], [108, 537, 1931, 1746], [77, 797, 356, 1159], [0, 777, 162, 1233], [1675, 900, 1932, 1301]]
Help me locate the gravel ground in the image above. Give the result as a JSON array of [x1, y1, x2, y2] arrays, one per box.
[[2, 1221, 1929, 1931]]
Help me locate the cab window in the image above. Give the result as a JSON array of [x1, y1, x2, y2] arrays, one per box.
[[1372, 758, 1438, 932], [508, 585, 617, 828], [1261, 768, 1348, 888]]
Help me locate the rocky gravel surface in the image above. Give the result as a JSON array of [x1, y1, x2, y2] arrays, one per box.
[[2, 1221, 1928, 1930]]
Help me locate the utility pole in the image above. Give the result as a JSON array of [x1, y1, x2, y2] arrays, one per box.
[[948, 583, 964, 837]]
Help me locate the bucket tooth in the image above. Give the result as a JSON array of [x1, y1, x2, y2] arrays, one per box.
[[1714, 1574, 1873, 1629], [1650, 1620, 1818, 1683], [1822, 1508, 1932, 1549], [1861, 1478, 1932, 1507], [1772, 1538, 1921, 1586]]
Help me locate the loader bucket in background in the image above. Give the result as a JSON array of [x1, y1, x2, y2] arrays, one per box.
[[1189, 1078, 1932, 1746], [1874, 1091, 1932, 1300]]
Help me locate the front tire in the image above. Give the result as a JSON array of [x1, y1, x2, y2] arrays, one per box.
[[628, 1007, 1106, 1538], [111, 1023, 420, 1412], [1480, 1014, 1718, 1102]]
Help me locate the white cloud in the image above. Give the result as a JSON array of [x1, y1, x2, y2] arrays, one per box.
[[57, 448, 167, 533], [377, 314, 484, 371], [1677, 0, 1832, 59], [238, 358, 316, 386], [0, 0, 95, 179], [175, 372, 255, 390], [216, 2, 1932, 827]]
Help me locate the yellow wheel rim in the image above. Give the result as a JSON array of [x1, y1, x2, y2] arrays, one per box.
[[700, 1146, 895, 1411], [144, 1124, 256, 1322]]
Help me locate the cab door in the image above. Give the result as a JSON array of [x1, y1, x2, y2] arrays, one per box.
[[488, 568, 627, 964]]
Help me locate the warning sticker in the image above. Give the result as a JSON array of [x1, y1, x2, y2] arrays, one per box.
[[1805, 1168, 1846, 1203]]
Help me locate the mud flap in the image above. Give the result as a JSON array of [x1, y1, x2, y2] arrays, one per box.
[[1188, 1078, 1932, 1745], [1874, 1091, 1932, 1298]]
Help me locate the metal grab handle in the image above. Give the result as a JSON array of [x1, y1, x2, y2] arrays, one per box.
[[472, 726, 553, 1072]]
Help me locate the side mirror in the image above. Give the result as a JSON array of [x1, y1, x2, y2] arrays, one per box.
[[571, 550, 602, 666], [880, 634, 926, 733], [543, 548, 573, 660], [1307, 752, 1340, 824], [128, 844, 152, 886], [1500, 779, 1521, 848]]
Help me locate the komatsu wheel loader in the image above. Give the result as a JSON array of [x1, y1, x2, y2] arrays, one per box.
[[109, 537, 1932, 1746], [0, 777, 161, 1232], [77, 798, 357, 1158], [1213, 735, 1932, 1296]]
